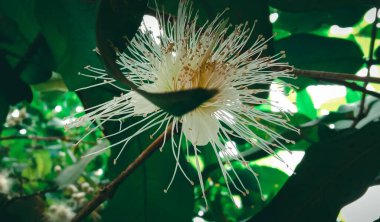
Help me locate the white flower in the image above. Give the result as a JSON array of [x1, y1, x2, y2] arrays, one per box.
[[0, 171, 13, 194], [44, 203, 75, 222], [66, 1, 298, 206]]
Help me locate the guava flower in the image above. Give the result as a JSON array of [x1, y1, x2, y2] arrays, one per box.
[[66, 0, 298, 205]]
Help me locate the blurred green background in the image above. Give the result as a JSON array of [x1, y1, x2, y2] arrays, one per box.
[[0, 0, 380, 221]]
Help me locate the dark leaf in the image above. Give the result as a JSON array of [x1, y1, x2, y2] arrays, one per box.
[[0, 196, 45, 222], [101, 123, 194, 222], [18, 34, 54, 84], [0, 95, 9, 134], [274, 6, 371, 34], [0, 0, 39, 43], [269, 0, 375, 12], [276, 34, 364, 88], [251, 121, 380, 222], [0, 14, 21, 43], [0, 53, 32, 104]]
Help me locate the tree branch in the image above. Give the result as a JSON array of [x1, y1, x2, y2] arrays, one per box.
[[292, 69, 380, 84], [72, 124, 172, 222], [319, 79, 380, 99]]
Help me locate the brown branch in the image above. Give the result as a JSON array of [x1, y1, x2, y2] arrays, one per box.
[[319, 79, 380, 99], [292, 69, 380, 84], [290, 68, 380, 98], [72, 124, 172, 222], [0, 135, 96, 145]]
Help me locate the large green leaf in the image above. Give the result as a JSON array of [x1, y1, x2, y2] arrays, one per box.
[[0, 54, 32, 132], [0, 2, 53, 85], [0, 54, 32, 104], [102, 126, 194, 222], [375, 46, 380, 60], [358, 24, 380, 40], [35, 0, 101, 90], [152, 0, 273, 56], [203, 165, 288, 221], [277, 34, 364, 72], [296, 89, 317, 119], [269, 0, 374, 12], [274, 6, 371, 34], [251, 120, 380, 222], [275, 34, 364, 88], [18, 34, 54, 85], [0, 196, 45, 222], [0, 94, 8, 134]]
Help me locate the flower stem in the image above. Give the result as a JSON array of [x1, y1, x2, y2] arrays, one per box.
[[72, 124, 172, 222]]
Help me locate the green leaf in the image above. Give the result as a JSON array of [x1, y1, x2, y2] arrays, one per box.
[[152, 0, 273, 39], [34, 150, 53, 178], [0, 53, 33, 104], [0, 95, 9, 134], [0, 15, 21, 43], [102, 125, 194, 222], [22, 150, 53, 180], [0, 2, 52, 85], [269, 0, 374, 12], [0, 0, 39, 42], [274, 6, 371, 34], [375, 46, 380, 60], [0, 196, 45, 222], [296, 89, 317, 119], [276, 34, 364, 88], [35, 0, 101, 90], [358, 24, 380, 40], [55, 141, 109, 188], [251, 120, 380, 222], [204, 164, 288, 221], [19, 34, 54, 85]]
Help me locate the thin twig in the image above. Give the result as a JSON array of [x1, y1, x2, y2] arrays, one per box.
[[319, 79, 380, 99], [72, 124, 172, 222], [290, 68, 380, 98], [292, 69, 380, 84], [0, 135, 96, 145]]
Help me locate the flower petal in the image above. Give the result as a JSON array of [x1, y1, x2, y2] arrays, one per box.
[[182, 111, 219, 146]]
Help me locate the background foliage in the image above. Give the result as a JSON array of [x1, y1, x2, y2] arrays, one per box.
[[0, 0, 379, 221]]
